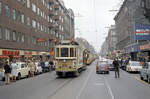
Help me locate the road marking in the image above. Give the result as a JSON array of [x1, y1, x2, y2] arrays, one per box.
[[93, 83, 104, 86], [47, 79, 73, 99], [76, 68, 94, 99], [135, 77, 150, 87], [103, 76, 115, 99]]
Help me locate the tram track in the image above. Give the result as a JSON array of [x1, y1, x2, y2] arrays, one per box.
[[47, 77, 74, 99]]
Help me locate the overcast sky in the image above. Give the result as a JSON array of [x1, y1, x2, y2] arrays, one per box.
[[63, 0, 121, 52]]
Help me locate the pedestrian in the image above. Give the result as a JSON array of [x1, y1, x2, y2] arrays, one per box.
[[4, 61, 12, 85], [11, 62, 17, 82], [28, 60, 35, 77], [113, 58, 120, 78]]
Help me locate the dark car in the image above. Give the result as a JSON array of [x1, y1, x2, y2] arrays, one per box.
[[140, 62, 150, 83], [107, 60, 114, 71], [121, 60, 129, 71], [96, 61, 110, 74]]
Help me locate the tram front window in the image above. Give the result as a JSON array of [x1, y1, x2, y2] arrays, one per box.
[[61, 48, 68, 57]]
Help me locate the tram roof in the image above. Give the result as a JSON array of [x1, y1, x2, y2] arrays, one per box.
[[56, 40, 79, 45]]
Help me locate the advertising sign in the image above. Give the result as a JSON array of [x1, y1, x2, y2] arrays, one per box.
[[135, 24, 150, 40]]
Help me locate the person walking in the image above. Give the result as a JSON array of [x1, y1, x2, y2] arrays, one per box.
[[28, 60, 35, 77], [113, 58, 120, 78], [4, 61, 11, 85], [11, 62, 17, 82]]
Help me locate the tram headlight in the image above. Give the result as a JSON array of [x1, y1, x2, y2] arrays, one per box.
[[73, 61, 76, 67], [63, 59, 66, 63]]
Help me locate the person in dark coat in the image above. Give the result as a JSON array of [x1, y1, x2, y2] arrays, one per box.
[[113, 58, 120, 78], [4, 61, 11, 84]]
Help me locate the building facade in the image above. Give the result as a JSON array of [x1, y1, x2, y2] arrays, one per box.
[[0, 0, 74, 59], [114, 0, 150, 60]]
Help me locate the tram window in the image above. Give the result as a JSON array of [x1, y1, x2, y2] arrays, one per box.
[[74, 48, 77, 57], [61, 48, 68, 57], [70, 48, 74, 57], [56, 48, 59, 57]]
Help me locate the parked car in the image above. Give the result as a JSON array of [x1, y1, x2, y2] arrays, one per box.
[[96, 61, 110, 74], [0, 68, 4, 81], [35, 62, 42, 75], [140, 62, 150, 83], [41, 61, 50, 72], [121, 60, 128, 70], [14, 62, 30, 80], [126, 61, 142, 72], [107, 59, 114, 71]]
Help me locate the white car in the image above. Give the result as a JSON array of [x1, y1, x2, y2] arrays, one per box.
[[35, 62, 42, 74], [126, 61, 142, 72], [13, 62, 30, 80], [0, 62, 30, 80], [0, 68, 4, 81]]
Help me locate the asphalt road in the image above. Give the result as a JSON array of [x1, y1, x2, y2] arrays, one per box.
[[0, 61, 150, 99]]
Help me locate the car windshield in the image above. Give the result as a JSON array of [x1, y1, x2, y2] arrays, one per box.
[[97, 61, 107, 66], [130, 62, 140, 66]]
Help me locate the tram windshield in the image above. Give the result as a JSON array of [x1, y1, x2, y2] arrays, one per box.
[[61, 48, 68, 57], [56, 47, 77, 58]]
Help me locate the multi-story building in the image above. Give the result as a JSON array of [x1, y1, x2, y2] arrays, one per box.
[[0, 0, 74, 60], [114, 0, 150, 60], [107, 25, 117, 53]]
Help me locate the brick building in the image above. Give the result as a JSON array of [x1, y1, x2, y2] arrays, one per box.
[[0, 0, 74, 58]]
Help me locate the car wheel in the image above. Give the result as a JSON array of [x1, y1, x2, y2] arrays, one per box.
[[140, 76, 143, 80], [96, 71, 99, 74], [27, 71, 31, 78], [17, 73, 21, 80], [107, 71, 109, 74], [37, 70, 39, 75], [148, 76, 150, 84]]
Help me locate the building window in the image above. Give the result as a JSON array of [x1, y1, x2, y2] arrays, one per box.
[[27, 0, 30, 8], [21, 14, 24, 23], [0, 2, 2, 15], [17, 32, 21, 42], [0, 27, 2, 39], [21, 34, 24, 42], [32, 3, 36, 13], [27, 17, 30, 26], [37, 8, 40, 15], [12, 30, 17, 41], [32, 20, 36, 28], [12, 9, 16, 20], [17, 11, 21, 22], [5, 5, 10, 17], [5, 28, 10, 40], [37, 22, 40, 30]]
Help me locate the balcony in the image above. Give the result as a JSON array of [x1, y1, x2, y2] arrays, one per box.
[[49, 0, 55, 5]]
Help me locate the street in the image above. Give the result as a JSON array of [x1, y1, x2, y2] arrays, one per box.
[[0, 61, 150, 99]]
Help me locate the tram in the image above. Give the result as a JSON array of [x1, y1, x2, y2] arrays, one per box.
[[54, 40, 88, 77]]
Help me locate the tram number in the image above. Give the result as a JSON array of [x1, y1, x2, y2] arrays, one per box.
[[62, 64, 67, 67]]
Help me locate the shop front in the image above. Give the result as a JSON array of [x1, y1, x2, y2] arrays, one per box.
[[138, 43, 150, 62], [0, 49, 50, 62], [125, 43, 140, 61]]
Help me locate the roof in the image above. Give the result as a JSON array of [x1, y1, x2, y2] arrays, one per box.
[[114, 0, 127, 21]]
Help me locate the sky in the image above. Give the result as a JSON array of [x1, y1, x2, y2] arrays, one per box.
[[63, 0, 121, 52]]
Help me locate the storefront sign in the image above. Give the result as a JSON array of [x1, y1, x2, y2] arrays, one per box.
[[24, 51, 32, 55], [50, 51, 55, 56], [135, 24, 150, 40], [2, 50, 20, 56], [140, 44, 150, 50], [37, 38, 46, 42]]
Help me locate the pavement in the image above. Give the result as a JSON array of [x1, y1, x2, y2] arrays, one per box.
[[0, 61, 150, 99]]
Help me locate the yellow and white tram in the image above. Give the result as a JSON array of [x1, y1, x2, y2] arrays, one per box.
[[54, 40, 88, 77]]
